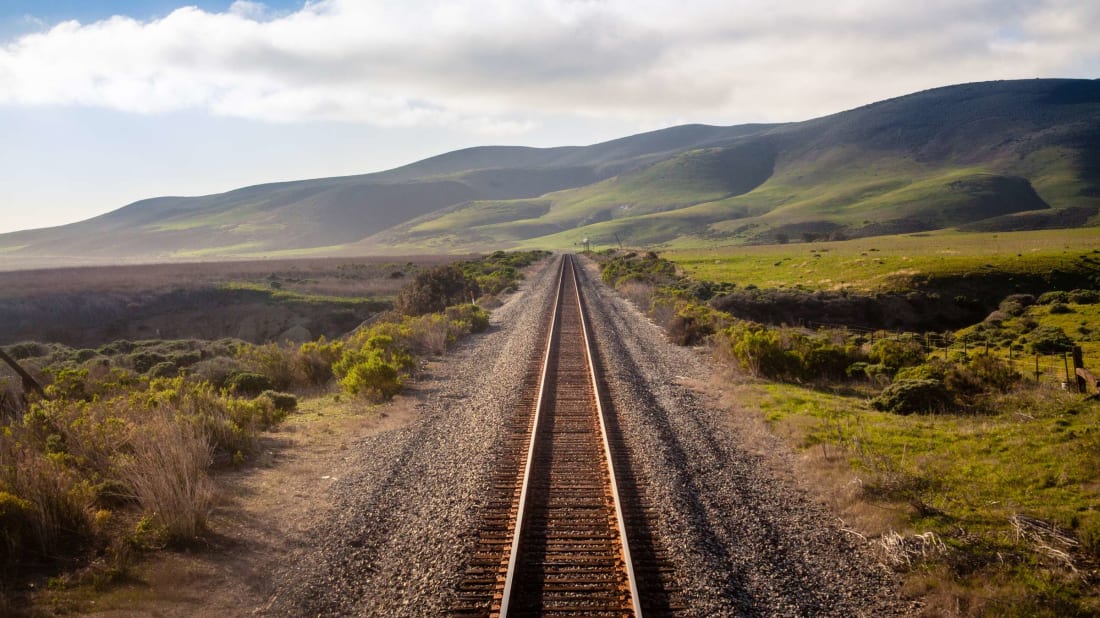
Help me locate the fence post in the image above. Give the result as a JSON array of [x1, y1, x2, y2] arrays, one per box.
[[1035, 353, 1041, 383], [1074, 345, 1087, 394]]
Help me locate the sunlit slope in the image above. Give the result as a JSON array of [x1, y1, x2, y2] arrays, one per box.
[[373, 79, 1100, 252], [1, 79, 1096, 261]]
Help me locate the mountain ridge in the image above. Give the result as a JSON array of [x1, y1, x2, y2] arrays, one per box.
[[2, 78, 1097, 262]]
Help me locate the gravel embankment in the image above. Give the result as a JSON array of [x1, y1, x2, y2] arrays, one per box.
[[573, 258, 908, 617], [267, 254, 908, 616], [265, 257, 561, 616]]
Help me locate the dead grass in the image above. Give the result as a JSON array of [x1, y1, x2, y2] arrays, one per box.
[[117, 411, 215, 541]]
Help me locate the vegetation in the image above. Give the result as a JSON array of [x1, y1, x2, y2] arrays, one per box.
[[4, 80, 1098, 261], [0, 250, 544, 601], [593, 247, 1100, 614]]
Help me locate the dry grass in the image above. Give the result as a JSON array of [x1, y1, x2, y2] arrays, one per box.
[[117, 411, 214, 541]]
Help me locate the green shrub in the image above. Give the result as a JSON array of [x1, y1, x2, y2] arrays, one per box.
[[4, 342, 49, 360], [128, 352, 168, 374], [1027, 326, 1074, 354], [868, 338, 926, 373], [1069, 289, 1099, 304], [871, 379, 952, 414], [445, 304, 490, 334], [224, 372, 274, 396], [724, 324, 797, 379], [1048, 303, 1073, 314], [1038, 291, 1069, 305], [395, 264, 479, 316], [946, 353, 1021, 395], [188, 357, 249, 388], [895, 361, 948, 382], [259, 390, 298, 413], [338, 351, 403, 400], [148, 361, 179, 379]]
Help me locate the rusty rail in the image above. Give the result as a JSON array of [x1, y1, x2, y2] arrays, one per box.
[[452, 255, 681, 616]]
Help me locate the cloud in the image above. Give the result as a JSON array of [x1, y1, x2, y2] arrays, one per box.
[[0, 0, 1097, 130]]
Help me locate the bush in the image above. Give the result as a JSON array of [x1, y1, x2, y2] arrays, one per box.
[[1027, 326, 1074, 354], [259, 390, 298, 413], [868, 338, 926, 373], [236, 343, 300, 391], [224, 372, 274, 396], [1048, 302, 1073, 314], [4, 342, 49, 361], [599, 251, 678, 288], [188, 357, 249, 389], [128, 352, 168, 374], [445, 304, 490, 334], [148, 361, 179, 379], [395, 264, 479, 316], [1038, 291, 1069, 305], [871, 379, 952, 414], [1069, 289, 1099, 304], [337, 351, 403, 400]]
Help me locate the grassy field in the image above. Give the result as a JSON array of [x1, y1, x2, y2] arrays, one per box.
[[743, 380, 1099, 614], [666, 228, 1100, 293], [594, 244, 1100, 614]]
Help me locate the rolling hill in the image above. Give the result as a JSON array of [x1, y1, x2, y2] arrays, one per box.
[[1, 79, 1097, 262]]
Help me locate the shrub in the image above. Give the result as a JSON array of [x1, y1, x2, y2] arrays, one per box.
[[0, 432, 93, 567], [1069, 289, 1100, 304], [1048, 302, 1073, 314], [4, 342, 49, 361], [724, 324, 797, 378], [224, 372, 274, 396], [395, 264, 479, 316], [871, 379, 952, 414], [1038, 291, 1069, 305], [868, 338, 926, 374], [236, 343, 301, 391], [296, 337, 344, 386], [259, 390, 298, 413], [188, 357, 249, 388], [445, 304, 490, 334], [337, 351, 403, 400], [944, 354, 1021, 397], [1028, 326, 1074, 354], [128, 352, 168, 374], [148, 361, 179, 379]]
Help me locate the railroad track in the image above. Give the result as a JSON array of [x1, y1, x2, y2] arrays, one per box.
[[453, 255, 681, 617]]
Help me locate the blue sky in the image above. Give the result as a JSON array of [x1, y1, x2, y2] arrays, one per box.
[[1, 0, 1098, 234]]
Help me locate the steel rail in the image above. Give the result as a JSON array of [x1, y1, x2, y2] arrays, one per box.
[[498, 254, 641, 617], [572, 256, 643, 617], [497, 255, 566, 617]]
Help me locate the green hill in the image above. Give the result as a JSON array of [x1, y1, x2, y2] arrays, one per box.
[[1, 79, 1097, 263]]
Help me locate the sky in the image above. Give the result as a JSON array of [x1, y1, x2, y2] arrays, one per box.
[[0, 1, 1098, 234]]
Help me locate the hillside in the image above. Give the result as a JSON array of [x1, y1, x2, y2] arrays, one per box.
[[1, 79, 1097, 262]]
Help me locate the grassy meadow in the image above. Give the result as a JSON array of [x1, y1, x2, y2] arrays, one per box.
[[667, 228, 1100, 293], [594, 242, 1100, 615]]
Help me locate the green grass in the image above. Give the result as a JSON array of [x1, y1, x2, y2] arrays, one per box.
[[217, 281, 384, 305], [747, 380, 1100, 613], [666, 228, 1100, 293]]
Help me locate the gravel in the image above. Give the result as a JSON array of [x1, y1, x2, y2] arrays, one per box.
[[266, 255, 910, 616]]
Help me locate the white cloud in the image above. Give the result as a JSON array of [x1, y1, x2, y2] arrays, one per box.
[[0, 0, 1097, 129]]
